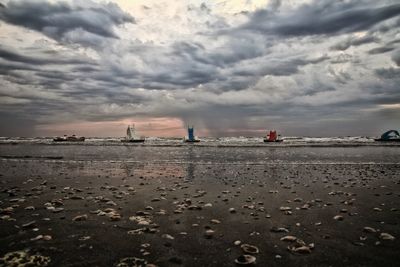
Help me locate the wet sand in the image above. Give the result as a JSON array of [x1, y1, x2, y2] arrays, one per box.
[[0, 144, 400, 266]]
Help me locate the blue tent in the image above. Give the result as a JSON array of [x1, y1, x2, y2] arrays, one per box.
[[380, 130, 400, 140]]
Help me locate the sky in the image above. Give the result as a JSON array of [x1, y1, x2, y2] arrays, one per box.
[[0, 0, 399, 137]]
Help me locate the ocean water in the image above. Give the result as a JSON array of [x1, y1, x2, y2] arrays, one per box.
[[0, 136, 399, 164], [0, 136, 377, 146]]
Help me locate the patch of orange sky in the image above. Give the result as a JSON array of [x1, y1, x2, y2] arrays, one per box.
[[36, 117, 210, 137]]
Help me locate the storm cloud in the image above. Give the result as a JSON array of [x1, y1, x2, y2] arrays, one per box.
[[0, 0, 134, 45], [0, 0, 399, 137], [241, 1, 400, 36]]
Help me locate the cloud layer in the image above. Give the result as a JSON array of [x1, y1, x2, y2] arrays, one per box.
[[0, 0, 399, 137]]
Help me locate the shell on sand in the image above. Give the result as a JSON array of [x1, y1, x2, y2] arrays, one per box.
[[280, 235, 297, 242], [240, 244, 259, 254], [380, 233, 395, 240], [234, 254, 256, 265]]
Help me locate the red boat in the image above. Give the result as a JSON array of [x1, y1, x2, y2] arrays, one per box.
[[263, 130, 282, 142]]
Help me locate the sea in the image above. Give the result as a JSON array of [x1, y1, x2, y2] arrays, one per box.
[[0, 136, 379, 146], [0, 136, 399, 164]]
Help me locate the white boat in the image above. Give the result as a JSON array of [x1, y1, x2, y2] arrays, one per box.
[[121, 124, 145, 143]]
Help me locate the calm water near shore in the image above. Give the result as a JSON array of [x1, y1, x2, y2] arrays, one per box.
[[1, 142, 400, 163]]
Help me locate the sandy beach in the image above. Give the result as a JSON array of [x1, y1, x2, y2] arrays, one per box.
[[1, 143, 399, 266]]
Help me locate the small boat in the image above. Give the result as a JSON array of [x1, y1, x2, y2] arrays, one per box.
[[184, 126, 200, 143], [374, 130, 400, 142], [53, 135, 85, 142], [121, 124, 145, 143], [263, 130, 282, 142]]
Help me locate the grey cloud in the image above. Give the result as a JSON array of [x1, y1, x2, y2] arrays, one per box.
[[375, 67, 400, 79], [0, 0, 134, 45], [241, 1, 400, 37], [368, 46, 395, 54], [233, 56, 329, 78], [331, 35, 379, 51], [387, 39, 400, 45], [330, 54, 361, 64], [268, 0, 282, 11], [0, 112, 37, 136], [172, 39, 266, 68], [0, 46, 88, 65], [391, 50, 400, 66]]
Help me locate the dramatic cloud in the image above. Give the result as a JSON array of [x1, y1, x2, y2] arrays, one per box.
[[331, 35, 379, 51], [0, 0, 399, 137], [0, 0, 134, 45], [392, 50, 400, 66], [241, 1, 400, 36]]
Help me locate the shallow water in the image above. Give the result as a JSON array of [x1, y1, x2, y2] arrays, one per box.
[[1, 143, 400, 164]]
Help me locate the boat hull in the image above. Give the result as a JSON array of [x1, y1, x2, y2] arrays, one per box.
[[184, 140, 200, 143], [121, 139, 145, 143], [263, 139, 283, 143], [53, 137, 85, 142]]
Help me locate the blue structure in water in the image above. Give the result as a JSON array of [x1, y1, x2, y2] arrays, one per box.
[[188, 126, 195, 141], [185, 126, 199, 142], [374, 129, 400, 142], [381, 130, 400, 140]]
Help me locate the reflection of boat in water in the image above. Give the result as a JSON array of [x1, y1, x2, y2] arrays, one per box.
[[374, 130, 400, 142], [263, 130, 282, 143], [121, 124, 145, 143], [184, 126, 200, 143], [53, 135, 85, 142]]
